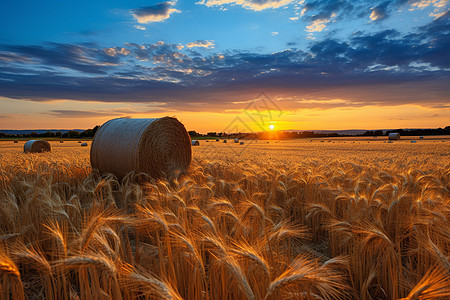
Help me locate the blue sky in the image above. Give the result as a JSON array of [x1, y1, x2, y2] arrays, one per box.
[[0, 0, 449, 131]]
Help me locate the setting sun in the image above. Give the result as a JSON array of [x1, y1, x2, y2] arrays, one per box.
[[269, 124, 275, 130]]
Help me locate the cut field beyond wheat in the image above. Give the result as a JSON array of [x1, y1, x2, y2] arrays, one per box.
[[0, 138, 449, 299]]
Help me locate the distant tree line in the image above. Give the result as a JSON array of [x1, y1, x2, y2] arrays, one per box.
[[189, 130, 342, 140], [189, 126, 450, 139], [361, 126, 450, 136], [2, 125, 448, 140], [0, 126, 100, 139]]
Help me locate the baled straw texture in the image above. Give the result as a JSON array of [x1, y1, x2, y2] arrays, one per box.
[[90, 117, 192, 179], [23, 140, 51, 153], [389, 133, 400, 140], [191, 140, 200, 146]]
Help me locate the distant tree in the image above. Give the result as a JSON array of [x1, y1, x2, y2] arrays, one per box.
[[30, 132, 38, 137], [188, 131, 198, 137], [80, 129, 93, 137], [67, 131, 80, 138], [374, 130, 383, 136], [55, 132, 62, 137], [92, 125, 100, 136]]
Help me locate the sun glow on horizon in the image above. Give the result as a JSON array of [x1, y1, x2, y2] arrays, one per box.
[[269, 124, 275, 130]]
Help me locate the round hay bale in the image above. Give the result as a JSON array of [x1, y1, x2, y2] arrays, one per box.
[[90, 117, 191, 180], [234, 138, 239, 143], [419, 136, 424, 139], [60, 140, 64, 143], [223, 140, 227, 143], [81, 142, 88, 147], [216, 139, 219, 142], [191, 140, 200, 146], [13, 140, 18, 143], [388, 133, 400, 140], [240, 141, 244, 145], [24, 140, 51, 153]]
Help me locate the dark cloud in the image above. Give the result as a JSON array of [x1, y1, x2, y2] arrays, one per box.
[[304, 0, 355, 20], [1, 43, 121, 74], [417, 11, 450, 68], [300, 0, 417, 23], [0, 15, 449, 111], [131, 1, 179, 23], [369, 1, 390, 21]]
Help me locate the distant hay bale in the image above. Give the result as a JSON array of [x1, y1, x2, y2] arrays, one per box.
[[90, 117, 191, 180], [78, 141, 82, 143], [13, 140, 18, 143], [216, 139, 219, 142], [191, 140, 200, 146], [388, 133, 400, 140], [234, 138, 239, 143], [419, 136, 424, 139], [240, 141, 244, 145], [223, 140, 227, 143], [24, 140, 51, 153], [81, 142, 88, 147], [410, 140, 417, 143], [60, 140, 64, 143]]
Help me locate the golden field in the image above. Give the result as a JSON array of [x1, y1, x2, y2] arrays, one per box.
[[0, 137, 449, 300]]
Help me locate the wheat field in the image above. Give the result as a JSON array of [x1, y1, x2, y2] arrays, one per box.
[[0, 138, 449, 300]]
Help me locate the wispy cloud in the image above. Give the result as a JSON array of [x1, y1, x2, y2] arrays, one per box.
[[196, 0, 297, 11], [131, 1, 180, 24], [1, 43, 122, 74], [410, 0, 448, 10], [186, 40, 215, 48], [306, 17, 331, 32], [305, 12, 336, 37], [45, 109, 146, 118]]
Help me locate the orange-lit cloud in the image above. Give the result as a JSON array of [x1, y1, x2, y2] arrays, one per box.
[[186, 40, 215, 48], [196, 0, 297, 11]]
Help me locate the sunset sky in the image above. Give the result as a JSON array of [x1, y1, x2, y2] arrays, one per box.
[[0, 0, 449, 132]]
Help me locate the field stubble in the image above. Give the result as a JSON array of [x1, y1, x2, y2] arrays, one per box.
[[0, 138, 449, 299]]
